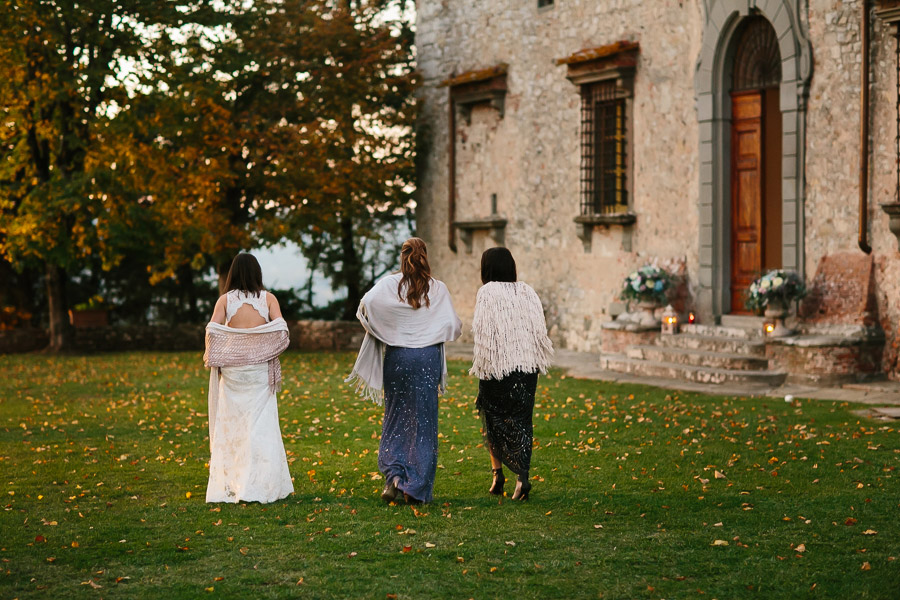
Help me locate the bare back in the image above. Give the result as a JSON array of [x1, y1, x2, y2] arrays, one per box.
[[210, 290, 283, 328]]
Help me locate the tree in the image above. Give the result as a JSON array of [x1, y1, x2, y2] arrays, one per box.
[[288, 0, 417, 319], [0, 0, 195, 349]]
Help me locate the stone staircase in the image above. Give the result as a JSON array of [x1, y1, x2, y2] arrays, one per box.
[[600, 320, 788, 387]]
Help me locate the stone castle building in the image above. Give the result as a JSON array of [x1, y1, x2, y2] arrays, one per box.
[[415, 0, 900, 382]]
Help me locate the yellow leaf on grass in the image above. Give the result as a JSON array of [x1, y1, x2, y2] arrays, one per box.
[[863, 529, 878, 535], [795, 544, 806, 553], [714, 470, 726, 479], [711, 540, 729, 546], [861, 562, 871, 571]]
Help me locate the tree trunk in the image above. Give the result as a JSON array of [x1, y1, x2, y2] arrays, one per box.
[[340, 215, 361, 321], [178, 263, 200, 322], [45, 263, 72, 352]]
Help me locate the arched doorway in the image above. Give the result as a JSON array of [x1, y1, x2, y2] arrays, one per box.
[[694, 0, 812, 321], [729, 16, 783, 313]]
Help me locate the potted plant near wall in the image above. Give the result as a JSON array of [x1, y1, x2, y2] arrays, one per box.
[[620, 265, 672, 327], [69, 296, 109, 329], [746, 270, 806, 337]]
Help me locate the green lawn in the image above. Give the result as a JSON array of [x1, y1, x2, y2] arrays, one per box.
[[1, 351, 898, 599]]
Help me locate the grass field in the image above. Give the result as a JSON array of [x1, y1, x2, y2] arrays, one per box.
[[1, 351, 899, 599]]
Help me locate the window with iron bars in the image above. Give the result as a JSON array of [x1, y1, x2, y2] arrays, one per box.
[[580, 80, 628, 215]]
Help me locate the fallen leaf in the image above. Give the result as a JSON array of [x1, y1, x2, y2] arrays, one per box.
[[863, 529, 878, 536], [402, 546, 411, 553], [861, 562, 871, 571], [711, 540, 729, 546], [424, 542, 436, 548], [795, 544, 806, 553], [115, 576, 131, 583], [593, 524, 603, 529], [213, 577, 223, 582], [845, 518, 858, 526], [505, 540, 516, 546], [71, 541, 79, 548], [185, 492, 192, 499], [239, 547, 248, 555], [348, 552, 357, 558], [714, 470, 726, 479], [35, 535, 46, 543]]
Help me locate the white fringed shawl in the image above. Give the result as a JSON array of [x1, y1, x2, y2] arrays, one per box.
[[469, 281, 553, 380], [346, 273, 463, 404], [204, 318, 290, 439]]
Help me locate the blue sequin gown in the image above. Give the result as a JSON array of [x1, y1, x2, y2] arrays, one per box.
[[378, 344, 442, 503]]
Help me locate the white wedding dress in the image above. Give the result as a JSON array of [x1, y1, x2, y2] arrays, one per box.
[[206, 291, 294, 503]]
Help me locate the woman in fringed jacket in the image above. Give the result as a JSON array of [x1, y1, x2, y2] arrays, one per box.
[[470, 247, 553, 501]]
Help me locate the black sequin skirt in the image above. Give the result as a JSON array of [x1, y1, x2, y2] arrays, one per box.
[[476, 370, 538, 477]]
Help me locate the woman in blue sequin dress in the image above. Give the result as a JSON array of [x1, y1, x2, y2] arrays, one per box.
[[347, 238, 462, 503]]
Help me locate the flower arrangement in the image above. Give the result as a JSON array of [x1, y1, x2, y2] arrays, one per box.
[[746, 270, 806, 312], [620, 265, 671, 304]]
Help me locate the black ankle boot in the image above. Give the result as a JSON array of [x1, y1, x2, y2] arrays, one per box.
[[511, 473, 531, 501], [488, 468, 505, 495]]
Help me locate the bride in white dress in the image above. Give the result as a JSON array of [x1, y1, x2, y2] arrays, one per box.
[[205, 253, 294, 503]]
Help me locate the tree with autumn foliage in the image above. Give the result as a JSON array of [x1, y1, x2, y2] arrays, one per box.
[[0, 0, 204, 350], [131, 0, 417, 315], [1, 0, 417, 346]]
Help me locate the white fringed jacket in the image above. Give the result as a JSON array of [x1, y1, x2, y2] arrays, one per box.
[[469, 281, 553, 380]]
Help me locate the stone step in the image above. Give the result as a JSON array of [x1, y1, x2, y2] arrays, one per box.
[[600, 354, 787, 386], [657, 333, 767, 357], [627, 345, 770, 371], [681, 323, 765, 340]]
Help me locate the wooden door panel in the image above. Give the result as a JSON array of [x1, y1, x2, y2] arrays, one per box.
[[730, 91, 764, 314]]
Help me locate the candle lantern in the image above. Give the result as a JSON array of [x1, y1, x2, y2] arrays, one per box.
[[688, 312, 696, 324], [661, 304, 679, 335]]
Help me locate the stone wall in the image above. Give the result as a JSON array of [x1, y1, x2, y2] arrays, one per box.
[[416, 0, 900, 378], [0, 321, 365, 354], [416, 0, 703, 352]]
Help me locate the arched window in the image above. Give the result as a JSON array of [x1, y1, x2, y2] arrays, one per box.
[[732, 17, 781, 91]]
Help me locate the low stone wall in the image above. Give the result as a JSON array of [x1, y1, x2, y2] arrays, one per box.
[[767, 336, 885, 385], [0, 328, 50, 354], [600, 323, 660, 355], [289, 320, 364, 352], [0, 320, 365, 354]]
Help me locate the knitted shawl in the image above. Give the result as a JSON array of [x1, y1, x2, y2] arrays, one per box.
[[204, 318, 290, 438], [346, 273, 462, 404], [469, 281, 553, 380]]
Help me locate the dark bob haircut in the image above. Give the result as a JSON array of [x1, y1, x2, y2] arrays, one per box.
[[480, 247, 517, 284], [224, 253, 264, 296]]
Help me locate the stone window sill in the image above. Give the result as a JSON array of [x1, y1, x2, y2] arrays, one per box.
[[574, 212, 636, 252], [453, 217, 507, 253]]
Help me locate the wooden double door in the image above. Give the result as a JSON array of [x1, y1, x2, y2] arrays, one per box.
[[729, 88, 782, 314]]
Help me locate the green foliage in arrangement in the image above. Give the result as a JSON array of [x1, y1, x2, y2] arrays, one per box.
[[1, 352, 898, 599], [746, 270, 808, 313]]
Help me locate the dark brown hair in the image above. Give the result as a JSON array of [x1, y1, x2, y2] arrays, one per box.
[[481, 247, 517, 284], [224, 253, 265, 297], [398, 237, 432, 309]]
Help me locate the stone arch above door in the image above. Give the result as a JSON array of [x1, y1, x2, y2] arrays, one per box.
[[694, 0, 813, 319]]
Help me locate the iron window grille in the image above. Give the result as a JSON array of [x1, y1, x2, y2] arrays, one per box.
[[580, 80, 628, 215]]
